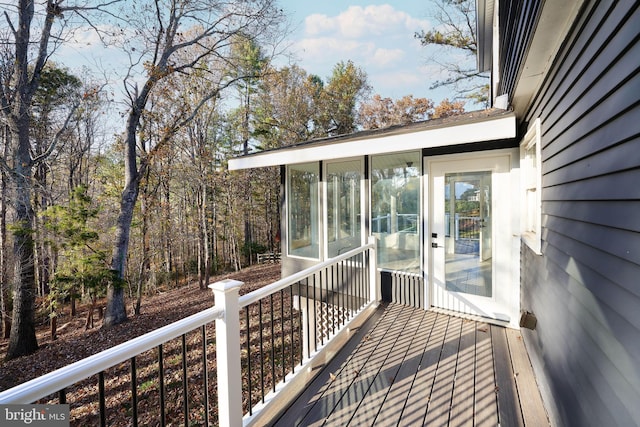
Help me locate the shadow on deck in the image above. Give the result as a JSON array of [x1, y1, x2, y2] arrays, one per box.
[[272, 303, 549, 426]]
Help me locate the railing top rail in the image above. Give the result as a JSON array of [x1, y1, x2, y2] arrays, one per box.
[[0, 306, 224, 404], [239, 242, 375, 308]]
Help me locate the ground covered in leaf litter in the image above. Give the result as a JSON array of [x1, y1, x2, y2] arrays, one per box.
[[0, 263, 282, 414]]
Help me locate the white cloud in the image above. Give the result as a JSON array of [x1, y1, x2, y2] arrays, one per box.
[[304, 4, 430, 39], [305, 13, 338, 36], [295, 4, 429, 73], [371, 48, 405, 68], [284, 4, 449, 99], [296, 37, 375, 65]]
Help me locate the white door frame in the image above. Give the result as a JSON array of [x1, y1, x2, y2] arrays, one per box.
[[423, 149, 521, 327]]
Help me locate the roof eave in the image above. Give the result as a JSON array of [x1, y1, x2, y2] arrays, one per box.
[[228, 110, 516, 170], [476, 0, 495, 73]]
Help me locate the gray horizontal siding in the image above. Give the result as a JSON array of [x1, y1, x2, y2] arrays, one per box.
[[518, 0, 640, 426], [544, 200, 640, 232]]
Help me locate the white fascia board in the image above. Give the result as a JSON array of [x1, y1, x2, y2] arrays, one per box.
[[228, 113, 516, 170]]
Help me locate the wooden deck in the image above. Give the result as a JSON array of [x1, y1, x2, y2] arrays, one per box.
[[272, 303, 549, 426]]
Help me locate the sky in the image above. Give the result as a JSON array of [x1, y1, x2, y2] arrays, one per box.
[[276, 1, 452, 102], [51, 1, 466, 121]]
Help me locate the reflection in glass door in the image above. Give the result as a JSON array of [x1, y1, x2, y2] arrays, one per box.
[[444, 172, 492, 297]]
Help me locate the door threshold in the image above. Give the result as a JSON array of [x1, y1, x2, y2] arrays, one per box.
[[429, 306, 513, 329]]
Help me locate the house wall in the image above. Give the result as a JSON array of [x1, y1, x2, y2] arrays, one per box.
[[518, 1, 640, 425]]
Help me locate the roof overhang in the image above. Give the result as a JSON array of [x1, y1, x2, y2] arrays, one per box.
[[476, 0, 495, 73], [510, 0, 585, 117], [228, 109, 516, 170]]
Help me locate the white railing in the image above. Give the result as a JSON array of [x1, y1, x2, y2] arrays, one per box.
[[0, 306, 224, 405], [371, 213, 418, 234], [0, 237, 378, 427], [445, 213, 482, 239]]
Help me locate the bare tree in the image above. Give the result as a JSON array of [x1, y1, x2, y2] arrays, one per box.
[[103, 0, 286, 326], [415, 0, 489, 105], [0, 0, 115, 360]]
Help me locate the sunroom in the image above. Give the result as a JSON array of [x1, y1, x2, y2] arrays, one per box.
[[229, 108, 523, 328]]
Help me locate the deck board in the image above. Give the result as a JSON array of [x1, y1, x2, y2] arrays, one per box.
[[506, 328, 549, 427], [271, 304, 549, 427], [320, 303, 414, 426], [492, 324, 525, 427], [474, 324, 499, 426], [449, 319, 477, 427], [373, 310, 435, 427], [423, 315, 462, 425], [396, 312, 449, 426]]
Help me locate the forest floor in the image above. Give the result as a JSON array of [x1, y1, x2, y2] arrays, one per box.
[[0, 262, 282, 392]]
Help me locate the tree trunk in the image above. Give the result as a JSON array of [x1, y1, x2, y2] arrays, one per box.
[[202, 184, 211, 289], [0, 127, 9, 340], [104, 113, 143, 327], [6, 128, 39, 360], [135, 181, 151, 316], [104, 182, 137, 326], [50, 315, 57, 340]]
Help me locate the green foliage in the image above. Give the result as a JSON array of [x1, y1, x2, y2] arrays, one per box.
[[33, 65, 82, 108], [42, 186, 117, 313], [242, 241, 268, 259], [321, 60, 371, 135]]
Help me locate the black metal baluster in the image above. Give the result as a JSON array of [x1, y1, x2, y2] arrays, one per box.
[[312, 274, 317, 353], [182, 334, 189, 425], [158, 344, 165, 427], [352, 256, 356, 313], [245, 307, 252, 415], [331, 265, 340, 335], [259, 301, 265, 403], [131, 358, 138, 427], [342, 260, 347, 324], [325, 267, 333, 341], [304, 277, 311, 356], [298, 288, 303, 366], [98, 371, 106, 427], [58, 388, 66, 405], [336, 261, 345, 330], [289, 286, 295, 373], [316, 270, 324, 345], [350, 258, 354, 315], [280, 289, 286, 382], [201, 325, 209, 426], [342, 259, 346, 322], [360, 253, 364, 308], [270, 294, 276, 392]]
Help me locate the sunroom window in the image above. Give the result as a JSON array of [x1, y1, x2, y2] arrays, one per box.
[[287, 163, 319, 259], [326, 160, 362, 257], [371, 152, 420, 271]]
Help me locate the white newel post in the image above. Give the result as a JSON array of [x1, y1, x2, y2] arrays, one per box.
[[368, 236, 378, 302], [210, 279, 243, 427]]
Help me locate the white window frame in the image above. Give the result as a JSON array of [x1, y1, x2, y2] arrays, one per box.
[[286, 162, 321, 260], [520, 118, 542, 254], [323, 157, 364, 259]]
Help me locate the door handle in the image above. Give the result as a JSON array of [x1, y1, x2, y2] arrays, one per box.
[[431, 242, 443, 248]]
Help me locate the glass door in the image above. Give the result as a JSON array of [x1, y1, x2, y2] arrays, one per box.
[[429, 155, 513, 322], [443, 172, 492, 297]]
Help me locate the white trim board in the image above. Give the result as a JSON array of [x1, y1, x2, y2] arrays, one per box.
[[229, 112, 516, 170]]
